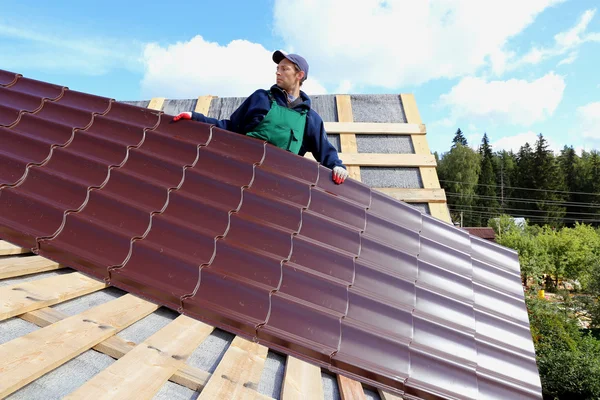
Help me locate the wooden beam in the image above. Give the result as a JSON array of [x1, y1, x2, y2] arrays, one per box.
[[336, 95, 361, 181], [199, 336, 270, 399], [374, 188, 447, 203], [0, 294, 157, 398], [400, 93, 450, 223], [378, 389, 403, 400], [65, 315, 213, 399], [0, 255, 62, 279], [20, 307, 212, 392], [147, 97, 166, 111], [341, 153, 436, 167], [0, 272, 106, 321], [337, 374, 366, 400], [0, 240, 30, 256], [324, 122, 425, 135], [281, 356, 324, 400], [195, 95, 215, 115]]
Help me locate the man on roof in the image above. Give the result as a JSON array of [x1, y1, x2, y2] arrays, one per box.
[[172, 51, 349, 184]]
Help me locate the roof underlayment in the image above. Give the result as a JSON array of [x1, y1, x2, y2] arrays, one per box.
[[0, 70, 543, 399]]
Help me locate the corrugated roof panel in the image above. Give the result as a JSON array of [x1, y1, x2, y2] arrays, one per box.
[[0, 69, 543, 399]]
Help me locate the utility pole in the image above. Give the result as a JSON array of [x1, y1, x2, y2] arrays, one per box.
[[500, 159, 504, 208], [460, 211, 463, 228]]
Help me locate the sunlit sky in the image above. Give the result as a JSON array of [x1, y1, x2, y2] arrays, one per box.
[[2, 0, 599, 154]]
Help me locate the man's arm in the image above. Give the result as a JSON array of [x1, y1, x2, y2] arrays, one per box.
[[173, 90, 271, 134], [303, 114, 349, 184]]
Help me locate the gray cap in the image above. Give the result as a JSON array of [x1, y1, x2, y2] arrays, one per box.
[[273, 50, 309, 80]]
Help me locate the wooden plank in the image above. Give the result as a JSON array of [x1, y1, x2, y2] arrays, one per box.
[[378, 389, 403, 400], [195, 95, 215, 114], [324, 122, 424, 135], [0, 272, 106, 321], [411, 135, 431, 155], [65, 315, 213, 399], [20, 307, 212, 392], [374, 188, 447, 203], [0, 294, 157, 398], [199, 335, 270, 399], [0, 255, 62, 279], [337, 374, 366, 400], [281, 356, 324, 400], [400, 93, 450, 223], [147, 97, 166, 111], [429, 203, 452, 223], [336, 94, 361, 181], [0, 240, 30, 256], [341, 153, 436, 167], [400, 93, 422, 125]]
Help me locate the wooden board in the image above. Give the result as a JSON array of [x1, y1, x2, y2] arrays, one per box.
[[378, 389, 403, 400], [336, 95, 361, 181], [341, 153, 436, 167], [65, 315, 213, 399], [0, 272, 106, 321], [0, 294, 157, 398], [199, 336, 270, 399], [337, 374, 366, 400], [195, 95, 215, 114], [281, 356, 324, 400], [0, 255, 62, 279], [148, 97, 166, 111], [0, 240, 30, 256], [324, 122, 425, 135], [400, 93, 450, 222], [374, 188, 447, 203], [20, 306, 212, 392]]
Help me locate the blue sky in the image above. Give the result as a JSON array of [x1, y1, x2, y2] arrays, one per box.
[[1, 0, 599, 155]]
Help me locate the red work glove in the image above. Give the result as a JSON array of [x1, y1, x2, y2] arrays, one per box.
[[332, 166, 348, 184], [172, 112, 192, 121]]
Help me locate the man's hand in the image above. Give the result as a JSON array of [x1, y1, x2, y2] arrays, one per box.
[[172, 112, 192, 122], [332, 166, 348, 184]]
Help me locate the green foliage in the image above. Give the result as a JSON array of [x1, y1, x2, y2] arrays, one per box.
[[438, 143, 481, 226], [527, 294, 600, 399]]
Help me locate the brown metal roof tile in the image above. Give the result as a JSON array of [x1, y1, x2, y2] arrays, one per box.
[[0, 70, 543, 399], [369, 189, 422, 230], [257, 291, 342, 365], [332, 318, 411, 391], [405, 345, 478, 400], [288, 235, 355, 284], [0, 70, 21, 86], [346, 287, 413, 340]]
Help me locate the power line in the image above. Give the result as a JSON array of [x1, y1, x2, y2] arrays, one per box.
[[440, 179, 600, 197], [445, 192, 600, 208], [448, 208, 600, 223], [449, 203, 600, 217]]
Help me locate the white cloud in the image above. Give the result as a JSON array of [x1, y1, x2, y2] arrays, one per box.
[[578, 102, 600, 139], [491, 131, 562, 153], [140, 36, 327, 98], [437, 72, 565, 126], [511, 9, 600, 69], [272, 0, 563, 89]]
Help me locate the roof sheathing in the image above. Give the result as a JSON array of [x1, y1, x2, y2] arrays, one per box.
[[0, 70, 542, 399]]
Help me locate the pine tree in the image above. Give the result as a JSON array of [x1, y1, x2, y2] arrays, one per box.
[[532, 134, 566, 226], [475, 133, 498, 226], [452, 128, 468, 148]]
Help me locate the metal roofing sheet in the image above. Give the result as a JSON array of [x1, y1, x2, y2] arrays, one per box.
[[0, 69, 542, 399]]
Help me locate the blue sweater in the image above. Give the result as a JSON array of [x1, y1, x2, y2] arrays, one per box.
[[191, 85, 346, 170]]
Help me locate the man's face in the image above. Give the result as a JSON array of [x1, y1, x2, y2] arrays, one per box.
[[276, 58, 303, 90]]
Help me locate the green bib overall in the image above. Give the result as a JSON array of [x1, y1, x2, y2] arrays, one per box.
[[246, 93, 307, 155]]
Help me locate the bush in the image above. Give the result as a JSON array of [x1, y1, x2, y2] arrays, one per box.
[[527, 293, 600, 399]]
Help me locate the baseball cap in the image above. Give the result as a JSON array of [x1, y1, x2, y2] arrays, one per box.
[[273, 50, 309, 80]]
